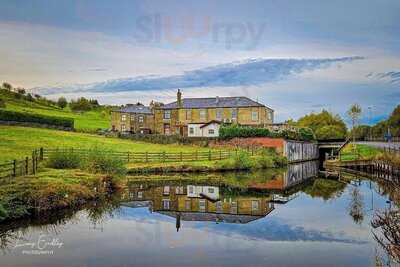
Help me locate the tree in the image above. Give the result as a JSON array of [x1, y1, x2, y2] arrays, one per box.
[[16, 88, 26, 95], [57, 97, 68, 109], [348, 187, 364, 225], [2, 82, 12, 91], [347, 104, 362, 144], [297, 110, 347, 140]]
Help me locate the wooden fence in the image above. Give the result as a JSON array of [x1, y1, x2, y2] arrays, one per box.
[[0, 147, 258, 179], [42, 148, 247, 163], [0, 148, 42, 179]]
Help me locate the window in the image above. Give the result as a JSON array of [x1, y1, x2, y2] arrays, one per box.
[[208, 187, 214, 193], [121, 124, 126, 132], [138, 115, 144, 123], [231, 108, 237, 120], [162, 199, 170, 210], [199, 109, 206, 120], [268, 111, 273, 121], [199, 199, 206, 212], [121, 114, 126, 121], [216, 108, 223, 120], [164, 124, 170, 135], [189, 127, 194, 135], [130, 114, 135, 121], [251, 111, 259, 121], [137, 191, 143, 199], [164, 110, 171, 119], [230, 201, 238, 214], [188, 185, 194, 194], [186, 110, 192, 120], [175, 186, 184, 194], [163, 186, 170, 195], [208, 129, 215, 135], [251, 200, 260, 211]]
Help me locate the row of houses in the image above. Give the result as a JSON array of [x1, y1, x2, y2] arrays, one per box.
[[111, 89, 274, 137]]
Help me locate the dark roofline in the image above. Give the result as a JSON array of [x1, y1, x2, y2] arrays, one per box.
[[199, 120, 222, 128]]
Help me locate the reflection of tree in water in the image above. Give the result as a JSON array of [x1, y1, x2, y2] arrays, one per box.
[[348, 187, 364, 225], [302, 178, 346, 201], [372, 208, 400, 264]]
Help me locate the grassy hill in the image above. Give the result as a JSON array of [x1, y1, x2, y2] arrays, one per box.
[[0, 126, 211, 162], [0, 89, 110, 131]]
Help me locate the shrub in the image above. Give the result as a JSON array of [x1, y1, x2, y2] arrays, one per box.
[[57, 97, 68, 109], [0, 109, 74, 128], [81, 149, 127, 177], [0, 98, 5, 108], [0, 203, 8, 221], [255, 149, 276, 168], [218, 151, 253, 170], [47, 150, 81, 169]]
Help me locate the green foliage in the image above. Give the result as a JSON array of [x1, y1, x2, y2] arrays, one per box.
[[0, 203, 8, 221], [372, 105, 400, 137], [57, 97, 68, 109], [70, 97, 99, 112], [17, 88, 26, 95], [219, 124, 271, 139], [0, 109, 74, 128], [315, 125, 347, 140], [120, 133, 210, 145], [0, 98, 5, 108], [297, 110, 347, 140], [219, 124, 315, 141], [81, 149, 127, 177], [255, 149, 275, 168], [47, 150, 82, 169], [302, 179, 346, 200], [349, 125, 371, 140], [2, 82, 12, 91], [217, 151, 253, 170]]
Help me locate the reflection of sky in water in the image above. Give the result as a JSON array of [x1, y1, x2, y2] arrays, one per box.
[[0, 180, 391, 267]]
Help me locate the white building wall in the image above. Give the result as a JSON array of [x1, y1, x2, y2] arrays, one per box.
[[188, 124, 203, 137], [201, 123, 220, 137]]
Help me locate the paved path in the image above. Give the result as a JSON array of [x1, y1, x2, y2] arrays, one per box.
[[355, 141, 400, 150]]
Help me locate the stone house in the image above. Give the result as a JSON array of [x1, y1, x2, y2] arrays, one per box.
[[111, 104, 154, 133], [154, 89, 274, 136]]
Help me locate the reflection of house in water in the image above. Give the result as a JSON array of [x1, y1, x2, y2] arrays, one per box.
[[248, 161, 319, 203], [122, 184, 275, 229]]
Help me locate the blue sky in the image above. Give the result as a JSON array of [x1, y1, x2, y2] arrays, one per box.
[[0, 0, 399, 122]]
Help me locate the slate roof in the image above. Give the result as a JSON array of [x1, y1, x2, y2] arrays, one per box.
[[158, 211, 264, 224], [160, 96, 267, 109], [115, 105, 152, 114]]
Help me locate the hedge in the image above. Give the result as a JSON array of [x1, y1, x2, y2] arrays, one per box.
[[0, 109, 74, 128], [219, 124, 315, 141]]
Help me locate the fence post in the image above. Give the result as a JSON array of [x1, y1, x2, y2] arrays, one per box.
[[196, 151, 198, 161], [40, 147, 44, 160], [208, 150, 211, 161], [127, 152, 130, 163], [25, 157, 29, 175], [163, 151, 166, 162], [32, 151, 36, 175], [146, 152, 148, 163], [220, 150, 222, 160], [13, 160, 16, 177]]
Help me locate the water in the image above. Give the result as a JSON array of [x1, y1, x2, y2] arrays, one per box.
[[0, 162, 398, 267]]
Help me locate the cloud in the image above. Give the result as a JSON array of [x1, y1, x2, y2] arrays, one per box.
[[367, 71, 400, 84], [36, 56, 363, 94]]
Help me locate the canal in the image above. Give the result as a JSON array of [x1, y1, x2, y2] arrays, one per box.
[[0, 161, 398, 267]]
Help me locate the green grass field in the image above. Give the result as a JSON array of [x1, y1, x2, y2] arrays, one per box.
[[0, 90, 110, 130], [340, 144, 381, 161], [0, 126, 213, 162]]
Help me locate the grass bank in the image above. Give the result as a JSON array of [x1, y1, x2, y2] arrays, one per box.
[[0, 126, 214, 161], [0, 168, 121, 222], [340, 144, 381, 161]]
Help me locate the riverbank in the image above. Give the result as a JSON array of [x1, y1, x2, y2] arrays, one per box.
[[0, 168, 122, 222]]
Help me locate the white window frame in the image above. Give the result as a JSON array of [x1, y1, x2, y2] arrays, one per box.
[[231, 108, 237, 120], [199, 109, 206, 120], [199, 199, 206, 212], [189, 127, 194, 135], [208, 129, 215, 135], [251, 200, 260, 211], [138, 115, 144, 123], [216, 108, 223, 120], [251, 111, 259, 121], [164, 110, 171, 119], [121, 124, 126, 132], [121, 114, 127, 121], [162, 199, 170, 210]]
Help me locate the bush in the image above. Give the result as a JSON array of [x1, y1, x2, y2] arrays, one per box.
[[81, 149, 126, 177], [0, 98, 5, 108], [57, 97, 68, 109], [0, 109, 74, 128], [255, 149, 276, 168], [218, 151, 253, 170], [0, 203, 8, 221], [47, 150, 81, 169]]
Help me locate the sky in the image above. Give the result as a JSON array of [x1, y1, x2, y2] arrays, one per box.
[[0, 0, 399, 123]]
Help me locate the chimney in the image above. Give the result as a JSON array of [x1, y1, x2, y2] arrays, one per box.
[[177, 89, 182, 108]]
